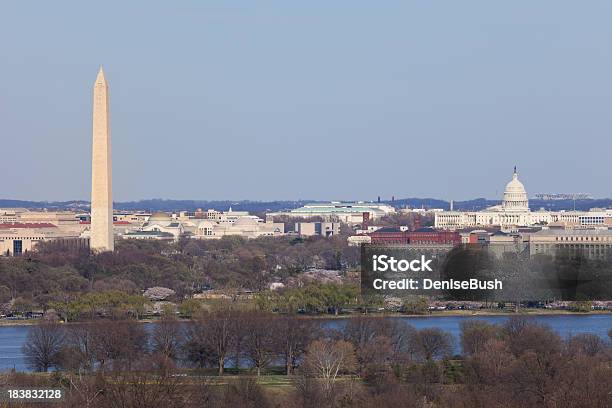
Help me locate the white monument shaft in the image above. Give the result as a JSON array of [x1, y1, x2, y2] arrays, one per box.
[[90, 68, 114, 252]]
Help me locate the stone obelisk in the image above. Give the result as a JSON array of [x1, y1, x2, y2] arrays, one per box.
[[90, 67, 114, 252]]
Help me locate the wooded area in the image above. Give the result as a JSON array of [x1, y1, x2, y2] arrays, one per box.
[[12, 313, 612, 407]]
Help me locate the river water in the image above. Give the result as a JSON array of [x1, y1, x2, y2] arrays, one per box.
[[1, 314, 610, 372]]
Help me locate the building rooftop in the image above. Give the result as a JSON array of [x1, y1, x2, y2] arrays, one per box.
[[413, 227, 437, 233], [533, 228, 612, 236], [0, 223, 57, 229], [124, 230, 174, 237], [80, 221, 132, 225], [291, 206, 389, 215], [372, 227, 403, 233]]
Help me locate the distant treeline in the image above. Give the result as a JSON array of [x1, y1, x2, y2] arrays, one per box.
[[0, 199, 311, 213], [388, 197, 612, 211], [115, 199, 313, 213], [3, 197, 611, 212]]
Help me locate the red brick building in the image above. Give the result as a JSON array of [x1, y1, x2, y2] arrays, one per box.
[[369, 227, 461, 246]]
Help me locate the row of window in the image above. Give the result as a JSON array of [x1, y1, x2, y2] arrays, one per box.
[[552, 236, 612, 242], [534, 244, 612, 249], [0, 237, 42, 240]]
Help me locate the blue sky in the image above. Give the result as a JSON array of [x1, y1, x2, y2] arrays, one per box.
[[1, 1, 611, 201]]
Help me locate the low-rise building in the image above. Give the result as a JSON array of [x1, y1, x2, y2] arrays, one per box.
[[0, 224, 85, 255], [121, 212, 184, 241], [459, 229, 525, 257], [368, 227, 461, 246], [355, 225, 383, 235], [528, 228, 612, 259], [268, 202, 395, 225], [347, 235, 372, 246], [120, 209, 285, 241], [194, 217, 284, 239], [122, 230, 175, 241], [294, 222, 340, 237], [0, 209, 88, 256]]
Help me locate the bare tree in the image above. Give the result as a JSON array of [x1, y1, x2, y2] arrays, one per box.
[[502, 316, 562, 357], [460, 320, 501, 356], [342, 316, 394, 374], [184, 307, 239, 375], [240, 312, 276, 376], [274, 315, 318, 375], [409, 327, 453, 361], [22, 322, 65, 372], [463, 338, 514, 385], [90, 320, 148, 371], [221, 378, 270, 408], [100, 358, 186, 408], [551, 353, 612, 408], [60, 323, 96, 371], [387, 320, 418, 364], [567, 333, 607, 357], [151, 315, 184, 365], [301, 339, 357, 395], [63, 371, 104, 408]]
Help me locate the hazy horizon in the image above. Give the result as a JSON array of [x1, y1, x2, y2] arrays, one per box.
[[2, 195, 610, 205], [2, 1, 611, 202]]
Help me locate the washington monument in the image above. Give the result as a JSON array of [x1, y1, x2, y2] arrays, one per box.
[[90, 67, 114, 252]]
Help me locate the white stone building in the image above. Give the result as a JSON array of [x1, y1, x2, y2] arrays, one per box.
[[528, 228, 612, 258], [294, 222, 340, 237], [122, 212, 184, 241], [435, 168, 612, 230], [0, 209, 87, 256], [121, 209, 285, 241], [268, 202, 396, 224], [194, 217, 284, 239]]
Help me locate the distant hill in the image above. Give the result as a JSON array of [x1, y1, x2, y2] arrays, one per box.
[[2, 197, 611, 213], [114, 199, 313, 213], [0, 199, 313, 214], [385, 197, 497, 211], [386, 197, 612, 212], [527, 199, 612, 212], [0, 199, 90, 211]]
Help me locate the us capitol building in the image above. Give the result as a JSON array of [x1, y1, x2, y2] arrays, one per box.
[[434, 168, 612, 230]]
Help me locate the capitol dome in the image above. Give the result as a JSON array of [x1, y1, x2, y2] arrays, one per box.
[[502, 167, 529, 212]]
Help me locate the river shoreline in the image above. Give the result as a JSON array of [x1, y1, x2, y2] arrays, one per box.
[[0, 309, 609, 327], [2, 314, 610, 372]]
